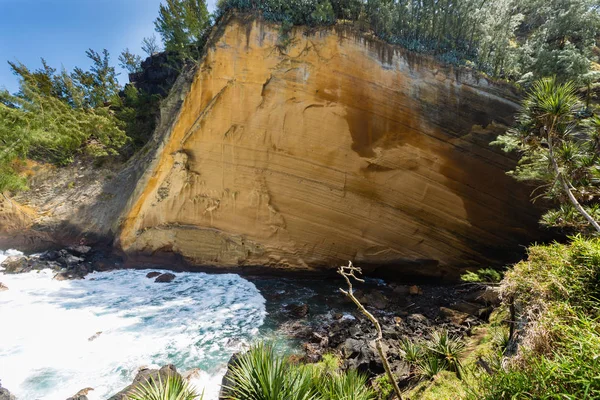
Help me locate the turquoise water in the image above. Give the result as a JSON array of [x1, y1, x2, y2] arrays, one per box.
[[0, 254, 266, 400]]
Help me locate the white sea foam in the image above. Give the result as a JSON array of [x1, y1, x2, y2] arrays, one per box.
[[0, 263, 266, 400]]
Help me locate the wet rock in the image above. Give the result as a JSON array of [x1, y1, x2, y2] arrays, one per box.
[[409, 285, 423, 295], [66, 387, 93, 400], [450, 301, 484, 317], [39, 250, 61, 261], [154, 273, 176, 283], [0, 282, 7, 291], [285, 303, 309, 318], [407, 313, 429, 325], [146, 271, 162, 279], [342, 338, 384, 375], [0, 382, 15, 400], [67, 245, 92, 256], [440, 307, 471, 325], [53, 264, 90, 280], [57, 254, 85, 268], [357, 290, 389, 310], [219, 353, 242, 400], [333, 312, 343, 320], [182, 368, 201, 381], [108, 365, 179, 400], [1, 256, 31, 273]]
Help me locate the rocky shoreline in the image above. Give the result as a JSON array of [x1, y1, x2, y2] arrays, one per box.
[[0, 247, 499, 399]]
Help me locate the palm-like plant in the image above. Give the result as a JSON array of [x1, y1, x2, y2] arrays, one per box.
[[316, 369, 377, 400], [425, 330, 466, 378], [222, 342, 318, 400], [126, 373, 201, 400], [493, 77, 600, 233]]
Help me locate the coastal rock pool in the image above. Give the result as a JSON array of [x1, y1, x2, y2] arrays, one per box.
[[0, 250, 266, 400]]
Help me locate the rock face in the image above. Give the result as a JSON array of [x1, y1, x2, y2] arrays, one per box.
[[117, 14, 543, 278]]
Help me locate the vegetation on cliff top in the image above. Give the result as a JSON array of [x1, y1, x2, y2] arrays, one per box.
[[1, 0, 599, 194], [217, 0, 600, 83]]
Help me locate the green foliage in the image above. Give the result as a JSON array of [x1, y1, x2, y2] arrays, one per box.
[[425, 330, 466, 378], [223, 343, 376, 400], [460, 268, 503, 283], [119, 49, 143, 74], [399, 338, 424, 363], [72, 49, 121, 108], [316, 369, 376, 400], [400, 330, 466, 381], [0, 53, 128, 193], [493, 77, 600, 233], [114, 84, 162, 151], [217, 0, 600, 81], [472, 237, 600, 399], [372, 374, 393, 399], [155, 0, 210, 60], [126, 373, 201, 400], [142, 35, 162, 56]]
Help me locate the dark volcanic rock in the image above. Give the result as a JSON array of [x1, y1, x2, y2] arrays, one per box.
[[108, 365, 179, 400], [39, 250, 61, 261], [285, 303, 309, 318], [219, 353, 242, 400], [0, 383, 15, 400], [67, 245, 92, 257], [155, 273, 176, 283], [342, 338, 384, 375], [146, 271, 162, 279]]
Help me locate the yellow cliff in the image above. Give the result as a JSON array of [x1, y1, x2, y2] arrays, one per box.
[[116, 15, 542, 278]]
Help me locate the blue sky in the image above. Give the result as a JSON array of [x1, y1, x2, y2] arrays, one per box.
[[0, 0, 216, 94]]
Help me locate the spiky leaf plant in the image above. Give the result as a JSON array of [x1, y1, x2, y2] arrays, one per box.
[[316, 369, 377, 400], [126, 373, 200, 400], [222, 342, 318, 400], [425, 330, 466, 378]]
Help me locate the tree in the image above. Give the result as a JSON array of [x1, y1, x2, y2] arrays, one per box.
[[493, 77, 600, 233], [338, 261, 404, 400], [118, 48, 142, 74], [72, 49, 120, 107], [141, 35, 161, 56], [154, 0, 210, 54]]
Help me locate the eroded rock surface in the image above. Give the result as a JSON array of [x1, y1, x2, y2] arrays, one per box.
[[117, 15, 542, 277]]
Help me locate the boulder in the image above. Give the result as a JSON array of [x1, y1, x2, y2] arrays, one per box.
[[409, 285, 423, 295], [1, 256, 30, 273], [108, 365, 179, 400], [0, 282, 7, 291], [67, 245, 92, 256], [219, 353, 242, 400], [285, 303, 309, 318], [66, 387, 93, 400], [146, 271, 162, 279], [39, 250, 61, 261], [154, 273, 176, 283], [342, 338, 384, 375], [57, 254, 84, 268], [0, 383, 15, 400], [440, 307, 471, 325]]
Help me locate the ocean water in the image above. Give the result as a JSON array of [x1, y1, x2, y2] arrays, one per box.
[[0, 250, 266, 400]]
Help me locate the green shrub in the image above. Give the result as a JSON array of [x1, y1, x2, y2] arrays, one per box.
[[460, 268, 502, 283], [472, 237, 600, 399]]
